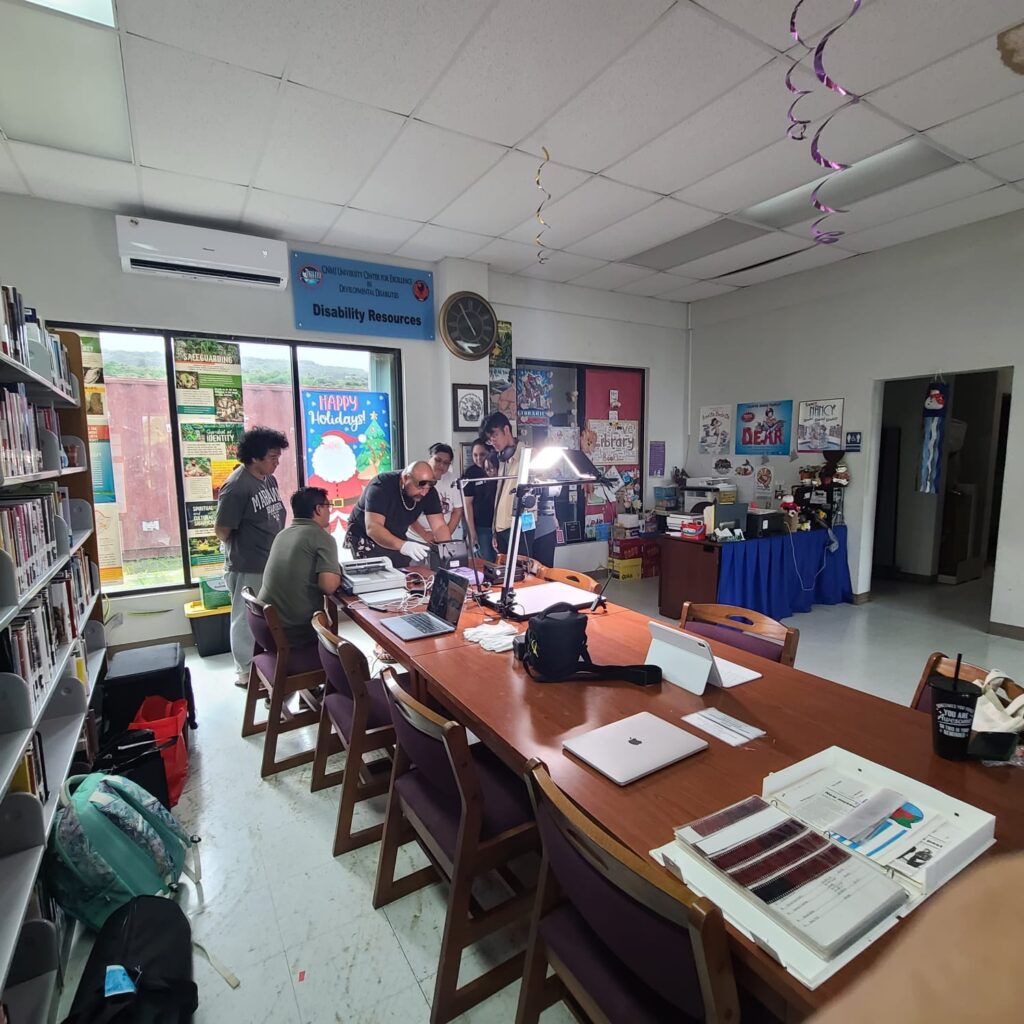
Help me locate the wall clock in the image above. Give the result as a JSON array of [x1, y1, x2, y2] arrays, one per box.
[[438, 291, 498, 360]]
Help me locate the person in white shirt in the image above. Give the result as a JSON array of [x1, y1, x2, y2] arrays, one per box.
[[408, 442, 464, 542]]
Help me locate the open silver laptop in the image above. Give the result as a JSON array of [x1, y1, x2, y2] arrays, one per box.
[[381, 570, 469, 641], [646, 622, 761, 695], [563, 712, 707, 786]]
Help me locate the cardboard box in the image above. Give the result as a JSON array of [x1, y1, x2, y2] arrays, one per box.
[[610, 538, 645, 559], [612, 525, 640, 540], [608, 557, 643, 580]]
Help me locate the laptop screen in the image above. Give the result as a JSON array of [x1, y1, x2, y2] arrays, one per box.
[[427, 570, 469, 625]]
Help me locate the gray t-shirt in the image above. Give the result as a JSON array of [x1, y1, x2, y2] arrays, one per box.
[[215, 465, 286, 573], [258, 519, 341, 647]]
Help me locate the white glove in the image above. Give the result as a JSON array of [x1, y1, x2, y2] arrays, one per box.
[[400, 540, 430, 563]]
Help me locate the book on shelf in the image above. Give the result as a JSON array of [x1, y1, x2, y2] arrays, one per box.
[[0, 491, 61, 594], [10, 730, 50, 804], [654, 746, 996, 989], [1, 282, 28, 365], [1, 286, 76, 394], [2, 595, 60, 713]]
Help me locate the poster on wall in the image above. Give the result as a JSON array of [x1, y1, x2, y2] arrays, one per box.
[[489, 321, 516, 428], [698, 405, 732, 455], [546, 425, 580, 451], [302, 389, 392, 544], [516, 367, 553, 424], [797, 398, 844, 452], [755, 465, 774, 498], [735, 400, 793, 456], [588, 419, 639, 465], [173, 337, 243, 579]]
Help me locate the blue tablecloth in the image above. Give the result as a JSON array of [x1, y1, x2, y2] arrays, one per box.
[[717, 526, 853, 621]]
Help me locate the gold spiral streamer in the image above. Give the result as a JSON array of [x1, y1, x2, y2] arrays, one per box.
[[534, 146, 552, 264]]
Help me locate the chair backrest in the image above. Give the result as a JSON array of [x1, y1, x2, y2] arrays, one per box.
[[525, 761, 738, 1022], [380, 669, 479, 811], [680, 601, 799, 666], [910, 652, 1020, 713], [535, 566, 600, 593], [243, 587, 282, 657], [311, 611, 373, 703]]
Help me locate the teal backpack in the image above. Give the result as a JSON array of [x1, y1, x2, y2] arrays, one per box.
[[46, 773, 200, 931]]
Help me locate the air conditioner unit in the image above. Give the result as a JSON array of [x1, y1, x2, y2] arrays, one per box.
[[115, 215, 289, 289]]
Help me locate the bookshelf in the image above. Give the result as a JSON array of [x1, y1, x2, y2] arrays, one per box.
[[0, 320, 105, 1016]]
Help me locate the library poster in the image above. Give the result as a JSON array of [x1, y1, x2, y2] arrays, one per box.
[[95, 504, 124, 587], [698, 405, 732, 455], [797, 398, 844, 452], [516, 367, 553, 424], [735, 400, 793, 457], [173, 337, 243, 579], [489, 321, 515, 429]]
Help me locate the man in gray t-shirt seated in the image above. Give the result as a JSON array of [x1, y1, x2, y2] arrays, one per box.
[[258, 487, 342, 650]]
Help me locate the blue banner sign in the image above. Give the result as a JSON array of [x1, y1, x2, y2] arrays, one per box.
[[291, 251, 434, 340]]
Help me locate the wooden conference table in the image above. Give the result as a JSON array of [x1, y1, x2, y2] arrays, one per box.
[[333, 582, 1023, 1020]]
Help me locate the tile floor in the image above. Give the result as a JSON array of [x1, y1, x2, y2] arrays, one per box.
[[57, 570, 1022, 1021]]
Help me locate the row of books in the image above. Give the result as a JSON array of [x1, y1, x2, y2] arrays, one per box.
[[1, 282, 75, 394], [0, 491, 62, 596], [10, 729, 50, 805], [1, 383, 51, 480]]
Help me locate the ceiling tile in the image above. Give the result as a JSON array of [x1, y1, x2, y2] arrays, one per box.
[[976, 142, 1024, 183], [694, 0, 860, 52], [524, 4, 769, 172], [616, 272, 697, 297], [254, 84, 404, 206], [0, 143, 28, 194], [433, 151, 589, 237], [660, 280, 737, 302], [395, 224, 493, 261], [504, 177, 657, 248], [715, 242, 851, 286], [826, 0, 1024, 95], [669, 231, 808, 278], [125, 36, 280, 184], [241, 189, 342, 243], [10, 142, 140, 210], [927, 92, 1024, 158], [0, 4, 131, 160], [321, 207, 422, 254], [140, 167, 248, 225], [418, 0, 674, 145], [518, 252, 607, 284], [567, 263, 657, 290], [471, 238, 545, 274], [675, 107, 908, 213], [840, 186, 1024, 252], [607, 60, 842, 195], [350, 120, 505, 222], [869, 36, 1024, 130], [568, 199, 718, 261], [119, 0, 299, 76], [291, 0, 487, 115]]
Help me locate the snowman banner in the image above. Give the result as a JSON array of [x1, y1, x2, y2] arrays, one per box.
[[302, 390, 393, 540], [917, 380, 948, 494]]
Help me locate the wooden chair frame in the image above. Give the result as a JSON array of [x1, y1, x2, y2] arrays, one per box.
[[309, 612, 396, 855], [240, 588, 324, 778], [534, 566, 601, 593], [516, 760, 739, 1024], [911, 651, 1022, 711], [680, 601, 799, 667], [373, 669, 538, 1024]]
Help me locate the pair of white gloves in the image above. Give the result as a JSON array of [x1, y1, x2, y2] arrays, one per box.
[[463, 622, 518, 653], [400, 539, 430, 564]]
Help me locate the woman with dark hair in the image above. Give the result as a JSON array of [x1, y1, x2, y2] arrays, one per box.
[[408, 441, 464, 542]]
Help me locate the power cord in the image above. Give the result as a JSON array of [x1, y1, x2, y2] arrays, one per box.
[[789, 526, 832, 592]]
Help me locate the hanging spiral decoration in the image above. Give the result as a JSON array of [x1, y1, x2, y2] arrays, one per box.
[[534, 146, 552, 264], [787, 0, 862, 244]]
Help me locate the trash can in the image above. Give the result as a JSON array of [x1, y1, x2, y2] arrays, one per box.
[[184, 601, 231, 657]]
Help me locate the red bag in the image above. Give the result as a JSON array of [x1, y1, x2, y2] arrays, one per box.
[[129, 697, 189, 806]]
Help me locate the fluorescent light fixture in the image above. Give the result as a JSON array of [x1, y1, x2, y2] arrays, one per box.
[[740, 138, 958, 230], [626, 218, 770, 270], [21, 0, 115, 27]]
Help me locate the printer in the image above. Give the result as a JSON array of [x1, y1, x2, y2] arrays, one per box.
[[746, 509, 785, 538]]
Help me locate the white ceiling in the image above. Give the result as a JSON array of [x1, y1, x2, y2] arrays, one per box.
[[0, 0, 1022, 302]]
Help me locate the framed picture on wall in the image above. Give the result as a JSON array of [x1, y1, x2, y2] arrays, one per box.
[[459, 441, 475, 474], [452, 383, 487, 432]]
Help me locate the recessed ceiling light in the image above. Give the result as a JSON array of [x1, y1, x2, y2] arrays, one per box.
[[21, 0, 115, 28]]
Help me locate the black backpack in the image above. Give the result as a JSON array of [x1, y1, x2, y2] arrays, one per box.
[[61, 896, 198, 1023], [517, 602, 662, 686]]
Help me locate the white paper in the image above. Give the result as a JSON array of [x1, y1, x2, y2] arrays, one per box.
[[683, 709, 766, 746]]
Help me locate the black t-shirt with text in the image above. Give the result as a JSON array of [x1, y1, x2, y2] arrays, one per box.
[[461, 465, 496, 529], [346, 471, 442, 549]]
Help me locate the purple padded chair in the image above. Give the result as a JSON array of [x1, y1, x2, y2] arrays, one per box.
[[239, 588, 324, 778], [374, 668, 538, 1024], [680, 601, 799, 667], [516, 760, 741, 1024], [309, 611, 397, 854]]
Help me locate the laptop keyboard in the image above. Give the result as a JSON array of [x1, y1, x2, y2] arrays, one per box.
[[714, 658, 750, 686], [406, 613, 439, 633]]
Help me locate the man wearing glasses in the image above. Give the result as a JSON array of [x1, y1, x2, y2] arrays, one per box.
[[258, 487, 341, 650], [344, 460, 452, 567]]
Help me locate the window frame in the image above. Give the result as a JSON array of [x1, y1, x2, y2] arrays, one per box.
[[50, 321, 405, 596]]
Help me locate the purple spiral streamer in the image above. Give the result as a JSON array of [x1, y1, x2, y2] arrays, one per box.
[[785, 64, 812, 141]]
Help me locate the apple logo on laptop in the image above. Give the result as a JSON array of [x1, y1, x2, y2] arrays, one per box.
[[628, 737, 642, 746]]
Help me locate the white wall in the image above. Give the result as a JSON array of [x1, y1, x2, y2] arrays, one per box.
[[688, 208, 1024, 631], [0, 194, 687, 637]]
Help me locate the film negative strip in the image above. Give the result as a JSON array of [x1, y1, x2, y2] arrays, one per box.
[[750, 843, 850, 905], [710, 818, 806, 872], [729, 831, 830, 889], [687, 795, 768, 838]]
